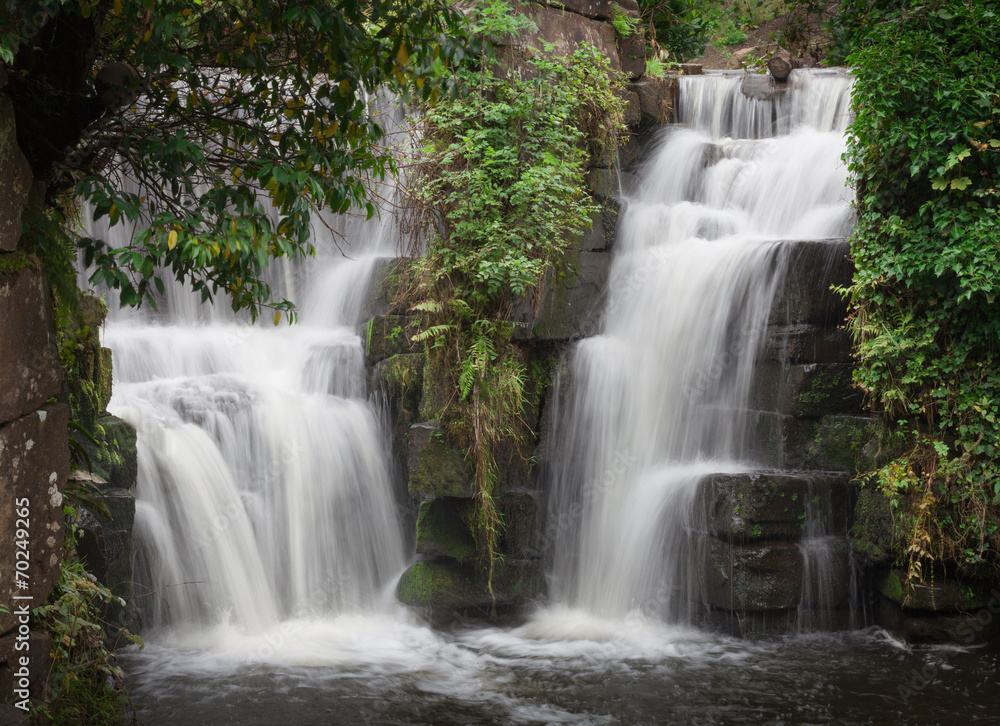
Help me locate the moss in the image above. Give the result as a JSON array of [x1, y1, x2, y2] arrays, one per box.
[[396, 560, 478, 608], [0, 250, 37, 278], [362, 314, 419, 365]]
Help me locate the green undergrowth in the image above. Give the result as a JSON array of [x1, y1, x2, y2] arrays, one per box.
[[842, 0, 1000, 585], [408, 0, 626, 604], [31, 509, 141, 725]]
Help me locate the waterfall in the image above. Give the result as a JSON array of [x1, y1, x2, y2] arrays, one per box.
[[90, 194, 409, 653], [545, 71, 855, 623]]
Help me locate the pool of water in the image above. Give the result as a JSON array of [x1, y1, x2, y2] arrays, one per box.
[[121, 609, 1000, 725]]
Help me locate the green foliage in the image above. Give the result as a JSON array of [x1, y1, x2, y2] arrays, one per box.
[[411, 2, 626, 600], [639, 0, 714, 60], [611, 3, 641, 38], [1, 0, 477, 321], [31, 508, 141, 725], [843, 0, 1000, 579]]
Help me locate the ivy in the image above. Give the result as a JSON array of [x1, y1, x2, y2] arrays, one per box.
[[843, 0, 1000, 581], [409, 0, 626, 601]]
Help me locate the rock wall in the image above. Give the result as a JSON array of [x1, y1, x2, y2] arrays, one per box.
[[0, 90, 67, 716], [361, 1, 675, 619]]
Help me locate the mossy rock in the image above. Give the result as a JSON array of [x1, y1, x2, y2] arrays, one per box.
[[407, 422, 472, 498], [415, 498, 477, 563], [701, 470, 852, 540], [372, 353, 424, 400], [73, 414, 138, 491], [361, 314, 419, 366], [850, 487, 896, 565], [877, 569, 995, 612], [396, 559, 545, 610]]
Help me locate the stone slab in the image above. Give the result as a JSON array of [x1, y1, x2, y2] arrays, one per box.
[[769, 239, 853, 327]]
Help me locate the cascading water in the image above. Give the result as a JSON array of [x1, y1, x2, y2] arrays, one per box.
[[94, 203, 409, 655], [544, 71, 855, 624]]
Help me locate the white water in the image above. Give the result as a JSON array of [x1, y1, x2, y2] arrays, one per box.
[[91, 193, 412, 655], [544, 71, 855, 625]]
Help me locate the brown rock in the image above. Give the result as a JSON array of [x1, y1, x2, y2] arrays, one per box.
[[0, 260, 63, 423], [514, 4, 621, 72], [0, 403, 70, 634], [768, 56, 792, 82], [0, 96, 32, 251]]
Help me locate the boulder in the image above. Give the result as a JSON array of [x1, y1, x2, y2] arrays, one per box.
[[877, 569, 997, 612], [617, 25, 646, 81], [0, 403, 70, 634], [0, 257, 63, 423], [513, 4, 621, 72]]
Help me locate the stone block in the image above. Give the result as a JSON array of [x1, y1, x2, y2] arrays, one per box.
[[851, 487, 896, 566], [701, 470, 853, 540], [537, 0, 620, 21], [877, 569, 996, 612], [617, 26, 646, 81], [704, 538, 803, 611], [513, 249, 610, 341], [769, 239, 853, 327], [415, 497, 477, 563], [750, 362, 864, 418], [760, 324, 853, 364], [357, 257, 414, 322], [0, 403, 69, 634], [396, 558, 545, 611], [499, 491, 542, 558], [876, 597, 1000, 645], [0, 96, 33, 251], [371, 353, 424, 401], [628, 76, 677, 128], [407, 422, 472, 498], [361, 314, 419, 366], [0, 257, 63, 423], [514, 3, 621, 72]]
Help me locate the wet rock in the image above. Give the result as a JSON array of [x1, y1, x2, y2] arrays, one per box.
[[358, 257, 414, 321], [513, 249, 609, 341], [680, 63, 702, 75], [750, 362, 864, 418], [396, 558, 544, 612], [877, 569, 996, 612], [407, 422, 472, 498], [360, 314, 419, 366], [851, 488, 896, 565], [740, 73, 788, 101], [498, 492, 542, 558], [72, 414, 138, 491], [415, 497, 477, 563], [0, 258, 63, 423], [876, 597, 1000, 645], [0, 403, 70, 634], [704, 538, 803, 611], [760, 324, 853, 364], [769, 239, 853, 327], [701, 470, 852, 540]]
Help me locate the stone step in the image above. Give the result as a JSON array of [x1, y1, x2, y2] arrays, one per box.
[[749, 362, 864, 418], [759, 324, 853, 364], [746, 411, 885, 472], [699, 470, 853, 541], [769, 239, 853, 327]]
